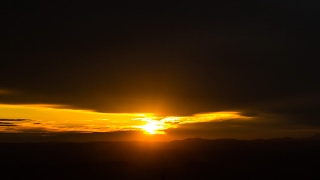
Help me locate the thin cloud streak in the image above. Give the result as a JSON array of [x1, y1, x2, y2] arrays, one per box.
[[0, 89, 16, 95]]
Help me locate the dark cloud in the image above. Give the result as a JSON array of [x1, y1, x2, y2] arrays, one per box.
[[1, 1, 319, 131], [240, 93, 320, 126], [165, 116, 320, 140], [0, 119, 28, 121], [0, 122, 17, 126], [0, 119, 29, 126], [0, 119, 30, 127]]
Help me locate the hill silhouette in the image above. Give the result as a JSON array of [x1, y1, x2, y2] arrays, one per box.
[[303, 133, 320, 140], [1, 135, 320, 179]]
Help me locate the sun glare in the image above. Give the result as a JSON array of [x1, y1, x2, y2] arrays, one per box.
[[141, 121, 164, 134]]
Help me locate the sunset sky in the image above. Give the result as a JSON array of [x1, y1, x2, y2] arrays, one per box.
[[1, 1, 319, 141]]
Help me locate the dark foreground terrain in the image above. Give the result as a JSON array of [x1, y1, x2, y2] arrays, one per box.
[[1, 136, 320, 180]]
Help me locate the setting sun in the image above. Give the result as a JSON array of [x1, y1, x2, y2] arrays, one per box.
[[143, 122, 158, 134], [141, 121, 164, 134]]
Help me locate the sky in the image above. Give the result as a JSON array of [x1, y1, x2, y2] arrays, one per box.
[[1, 1, 320, 141]]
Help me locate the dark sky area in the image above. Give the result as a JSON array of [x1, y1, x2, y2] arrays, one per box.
[[1, 1, 320, 139]]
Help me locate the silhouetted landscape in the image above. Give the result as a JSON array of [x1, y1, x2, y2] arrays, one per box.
[[1, 134, 320, 179]]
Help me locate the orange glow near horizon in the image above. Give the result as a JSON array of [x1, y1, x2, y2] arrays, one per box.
[[0, 104, 251, 137]]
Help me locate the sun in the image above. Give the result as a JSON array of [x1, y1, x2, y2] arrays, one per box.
[[141, 121, 164, 134]]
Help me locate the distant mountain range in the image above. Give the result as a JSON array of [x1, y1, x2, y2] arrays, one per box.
[[1, 133, 320, 179], [1, 132, 320, 143], [174, 133, 320, 143]]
